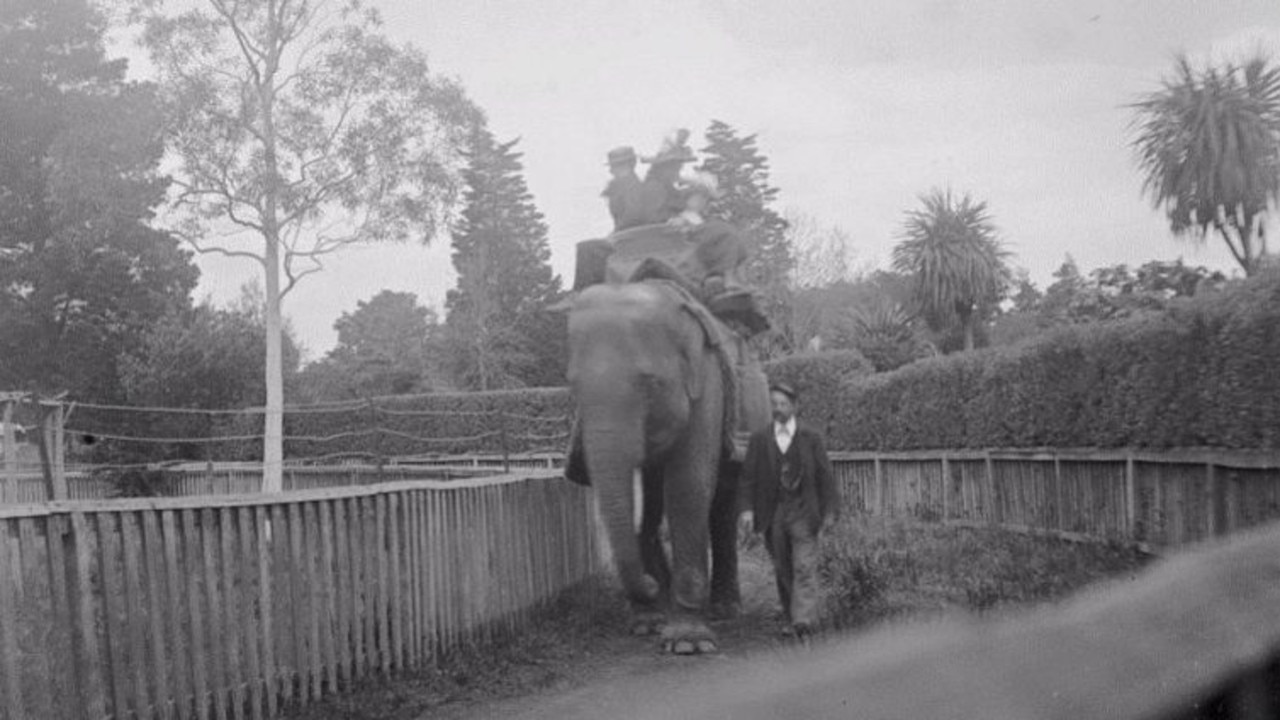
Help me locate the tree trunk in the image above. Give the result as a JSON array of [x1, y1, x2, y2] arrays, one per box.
[[259, 6, 285, 493], [262, 231, 284, 492]]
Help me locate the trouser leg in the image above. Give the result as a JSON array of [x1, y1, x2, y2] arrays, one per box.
[[785, 514, 821, 627], [765, 512, 794, 620]]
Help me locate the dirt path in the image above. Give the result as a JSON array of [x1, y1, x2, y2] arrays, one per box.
[[293, 522, 1151, 720], [420, 548, 793, 720]]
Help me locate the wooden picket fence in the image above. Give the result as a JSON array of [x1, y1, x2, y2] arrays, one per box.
[[0, 471, 603, 720], [830, 448, 1280, 550]]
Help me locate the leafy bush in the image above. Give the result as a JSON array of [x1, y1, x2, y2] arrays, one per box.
[[818, 517, 1151, 629]]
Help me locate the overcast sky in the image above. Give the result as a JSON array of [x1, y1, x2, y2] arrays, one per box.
[[163, 0, 1280, 360]]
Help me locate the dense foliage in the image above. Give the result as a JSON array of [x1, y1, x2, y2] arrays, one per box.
[[991, 256, 1229, 347], [444, 128, 567, 390], [74, 296, 303, 466], [0, 0, 198, 399], [823, 269, 1280, 450], [699, 120, 794, 357], [299, 290, 443, 400]]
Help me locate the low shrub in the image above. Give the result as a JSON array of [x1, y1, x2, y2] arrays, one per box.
[[817, 517, 1152, 629]]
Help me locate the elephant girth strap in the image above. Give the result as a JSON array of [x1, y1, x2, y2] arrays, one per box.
[[643, 279, 741, 460]]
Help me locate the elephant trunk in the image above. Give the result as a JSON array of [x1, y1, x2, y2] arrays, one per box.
[[582, 408, 659, 606]]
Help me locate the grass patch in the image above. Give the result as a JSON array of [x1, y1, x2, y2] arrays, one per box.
[[818, 516, 1154, 630]]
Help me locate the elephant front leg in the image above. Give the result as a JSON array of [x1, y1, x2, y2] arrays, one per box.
[[708, 461, 742, 619], [639, 466, 671, 596], [660, 452, 718, 655], [632, 466, 671, 637]]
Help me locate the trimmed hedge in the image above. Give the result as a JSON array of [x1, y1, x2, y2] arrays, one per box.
[[284, 351, 878, 459], [820, 270, 1280, 451], [287, 266, 1280, 458], [285, 387, 573, 458], [761, 350, 876, 438]]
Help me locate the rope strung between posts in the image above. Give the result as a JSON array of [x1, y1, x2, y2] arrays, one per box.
[[65, 426, 505, 446]]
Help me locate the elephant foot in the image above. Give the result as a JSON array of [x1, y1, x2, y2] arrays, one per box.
[[659, 619, 718, 655]]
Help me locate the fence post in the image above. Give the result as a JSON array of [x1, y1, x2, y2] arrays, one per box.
[[1054, 452, 1065, 533], [872, 455, 883, 515], [1124, 452, 1136, 540], [500, 413, 510, 475], [1207, 462, 1224, 538], [939, 453, 950, 522], [2, 399, 15, 503], [984, 450, 995, 525], [38, 400, 67, 501]]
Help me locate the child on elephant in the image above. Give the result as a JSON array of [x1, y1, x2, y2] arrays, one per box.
[[670, 170, 770, 337]]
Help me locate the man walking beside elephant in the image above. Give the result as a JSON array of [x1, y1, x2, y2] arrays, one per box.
[[739, 382, 840, 638]]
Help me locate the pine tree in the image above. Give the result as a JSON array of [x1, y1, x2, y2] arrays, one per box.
[[444, 127, 566, 389], [0, 0, 199, 400], [697, 120, 794, 354]]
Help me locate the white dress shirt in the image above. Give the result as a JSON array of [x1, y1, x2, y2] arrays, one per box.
[[774, 417, 796, 455]]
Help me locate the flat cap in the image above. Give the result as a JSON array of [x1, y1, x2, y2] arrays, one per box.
[[769, 382, 797, 401]]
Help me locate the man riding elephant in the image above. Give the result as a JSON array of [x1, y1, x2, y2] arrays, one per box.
[[568, 130, 698, 295], [566, 129, 768, 334]]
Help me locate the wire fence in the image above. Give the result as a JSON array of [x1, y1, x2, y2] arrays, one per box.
[[1, 391, 572, 502]]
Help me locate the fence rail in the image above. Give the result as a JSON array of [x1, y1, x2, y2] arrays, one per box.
[[829, 448, 1280, 550], [0, 471, 603, 720], [0, 454, 564, 504]]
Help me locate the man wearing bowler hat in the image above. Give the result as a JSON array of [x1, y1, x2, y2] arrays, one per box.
[[738, 381, 840, 638], [602, 145, 646, 231], [564, 146, 646, 296]]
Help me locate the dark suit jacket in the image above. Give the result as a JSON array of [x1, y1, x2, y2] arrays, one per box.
[[602, 174, 648, 231], [739, 421, 840, 535]]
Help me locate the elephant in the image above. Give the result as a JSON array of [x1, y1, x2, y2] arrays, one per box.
[[567, 275, 769, 654]]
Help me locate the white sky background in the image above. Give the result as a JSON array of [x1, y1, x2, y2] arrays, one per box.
[[133, 0, 1280, 361]]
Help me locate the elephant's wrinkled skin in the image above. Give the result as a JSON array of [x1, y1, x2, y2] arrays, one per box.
[[568, 280, 758, 652]]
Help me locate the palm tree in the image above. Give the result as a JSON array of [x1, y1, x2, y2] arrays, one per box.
[[1130, 53, 1280, 276], [891, 188, 1011, 352], [849, 300, 935, 371]]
